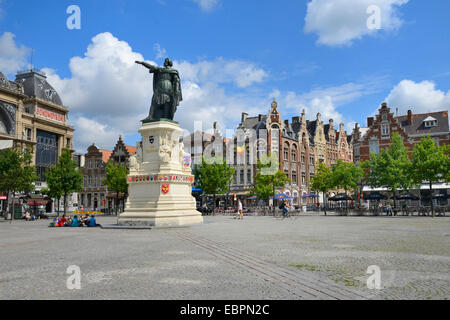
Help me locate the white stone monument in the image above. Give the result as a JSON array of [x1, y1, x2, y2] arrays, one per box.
[[118, 121, 203, 227]]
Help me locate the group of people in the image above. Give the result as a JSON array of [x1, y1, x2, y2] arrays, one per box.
[[49, 214, 98, 228]]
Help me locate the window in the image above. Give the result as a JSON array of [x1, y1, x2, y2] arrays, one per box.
[[301, 153, 305, 163], [425, 120, 437, 128], [381, 124, 389, 136], [291, 149, 297, 161], [292, 173, 297, 186], [369, 140, 379, 154], [240, 170, 244, 184], [284, 148, 289, 161], [247, 170, 252, 184], [302, 173, 306, 185], [66, 138, 71, 148], [26, 128, 32, 141]]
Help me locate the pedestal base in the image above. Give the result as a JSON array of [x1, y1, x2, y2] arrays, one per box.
[[118, 210, 203, 227], [118, 120, 203, 228]]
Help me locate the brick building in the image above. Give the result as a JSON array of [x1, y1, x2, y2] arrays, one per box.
[[228, 98, 354, 205], [352, 102, 449, 164]]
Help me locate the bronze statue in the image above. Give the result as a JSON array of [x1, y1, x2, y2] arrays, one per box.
[[135, 58, 182, 122]]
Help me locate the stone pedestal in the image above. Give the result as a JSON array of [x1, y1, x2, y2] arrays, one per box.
[[118, 121, 203, 227]]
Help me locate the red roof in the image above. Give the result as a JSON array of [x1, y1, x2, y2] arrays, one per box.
[[99, 149, 113, 163], [125, 145, 137, 155]]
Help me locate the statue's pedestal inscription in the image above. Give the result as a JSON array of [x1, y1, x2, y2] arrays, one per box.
[[118, 121, 203, 227]]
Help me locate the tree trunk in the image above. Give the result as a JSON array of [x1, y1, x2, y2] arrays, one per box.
[[57, 197, 60, 217], [11, 192, 15, 222], [213, 193, 216, 215], [272, 184, 276, 216], [324, 193, 327, 216], [116, 191, 119, 216], [63, 193, 68, 216], [392, 190, 396, 216], [430, 181, 434, 218]]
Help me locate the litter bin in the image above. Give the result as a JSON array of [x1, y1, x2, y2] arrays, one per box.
[[302, 205, 307, 213]]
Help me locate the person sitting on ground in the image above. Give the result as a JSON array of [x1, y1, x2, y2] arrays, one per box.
[[88, 215, 98, 228], [65, 217, 72, 227], [58, 215, 67, 227], [71, 215, 79, 227], [25, 211, 31, 221]]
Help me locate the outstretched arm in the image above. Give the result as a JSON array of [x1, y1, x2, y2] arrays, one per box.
[[135, 61, 158, 72]]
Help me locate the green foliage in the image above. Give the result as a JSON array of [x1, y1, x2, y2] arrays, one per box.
[[362, 132, 413, 206], [0, 147, 37, 195], [0, 147, 37, 219], [196, 156, 235, 211], [103, 162, 129, 214], [331, 160, 363, 192], [197, 156, 235, 197], [103, 162, 129, 194], [46, 149, 83, 215], [310, 162, 333, 194], [251, 153, 290, 203], [411, 136, 450, 184], [411, 136, 450, 216]]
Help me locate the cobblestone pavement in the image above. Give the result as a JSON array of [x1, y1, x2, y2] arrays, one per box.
[[0, 215, 448, 300]]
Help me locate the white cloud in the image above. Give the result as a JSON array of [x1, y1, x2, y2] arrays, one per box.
[[176, 57, 267, 88], [153, 43, 167, 60], [385, 80, 450, 114], [41, 32, 268, 152], [192, 0, 219, 12], [73, 117, 125, 151], [304, 0, 409, 46], [0, 32, 30, 75]]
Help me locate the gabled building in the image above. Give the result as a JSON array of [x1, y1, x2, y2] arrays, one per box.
[[109, 136, 137, 166], [354, 102, 449, 163], [228, 99, 354, 205]]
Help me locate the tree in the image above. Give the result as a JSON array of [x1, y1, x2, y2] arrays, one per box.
[[46, 149, 83, 216], [332, 160, 363, 193], [196, 156, 235, 213], [361, 132, 413, 210], [411, 136, 450, 217], [250, 153, 290, 215], [310, 162, 333, 216], [0, 147, 37, 221], [41, 186, 62, 217], [331, 160, 363, 214], [103, 162, 129, 216]]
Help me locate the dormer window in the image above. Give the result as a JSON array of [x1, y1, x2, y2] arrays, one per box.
[[423, 116, 437, 128]]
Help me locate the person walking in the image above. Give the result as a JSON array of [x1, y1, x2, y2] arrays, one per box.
[[237, 199, 244, 220]]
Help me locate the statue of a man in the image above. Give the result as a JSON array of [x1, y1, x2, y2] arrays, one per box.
[[135, 58, 182, 122]]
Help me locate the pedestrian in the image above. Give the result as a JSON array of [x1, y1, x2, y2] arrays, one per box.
[[236, 199, 243, 220]]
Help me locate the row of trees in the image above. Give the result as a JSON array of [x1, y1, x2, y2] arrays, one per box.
[[193, 154, 290, 214], [310, 133, 449, 217], [310, 160, 363, 215], [362, 133, 449, 217], [0, 147, 130, 219]]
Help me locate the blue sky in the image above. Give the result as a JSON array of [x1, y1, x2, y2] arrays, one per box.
[[0, 0, 449, 152]]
